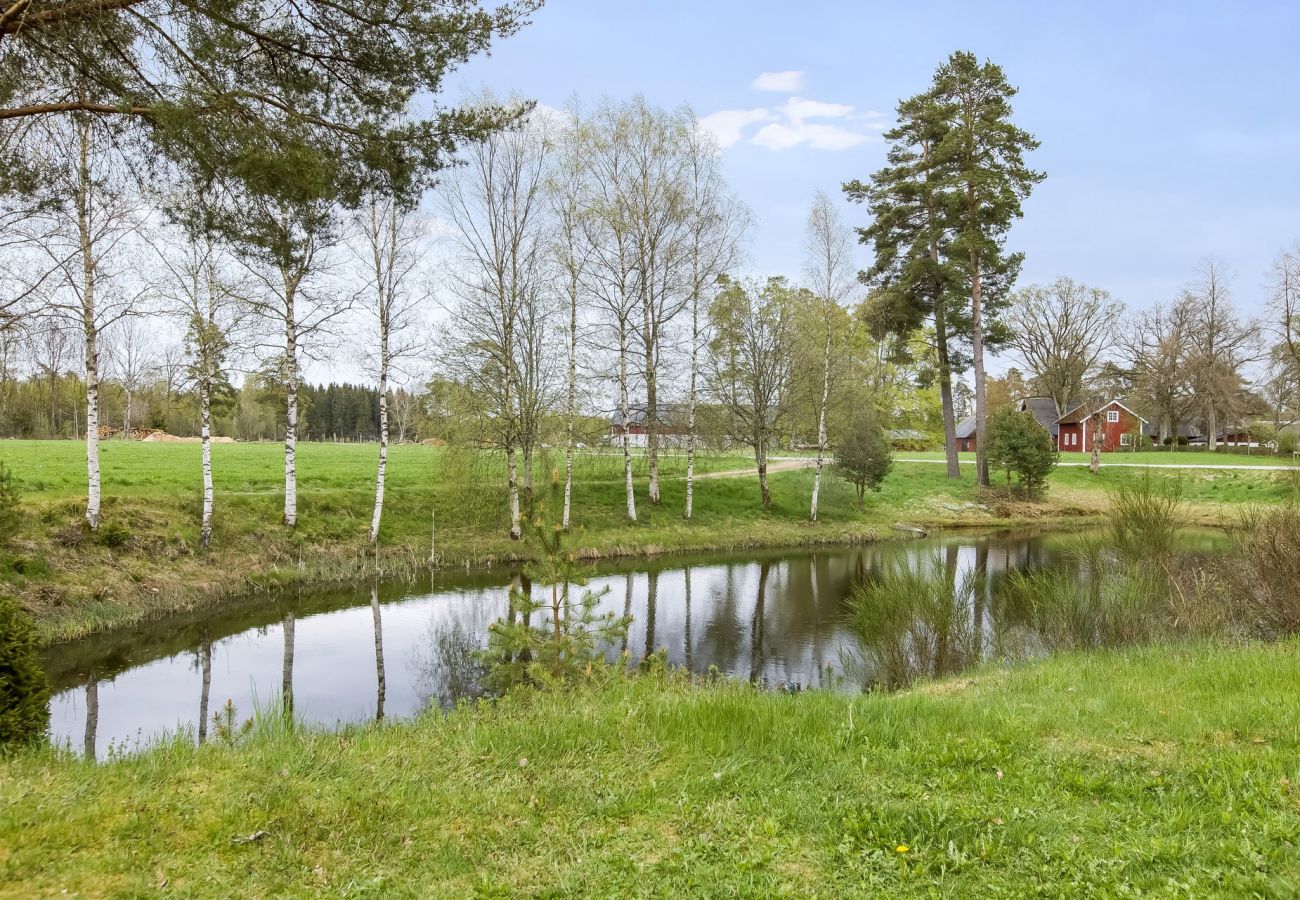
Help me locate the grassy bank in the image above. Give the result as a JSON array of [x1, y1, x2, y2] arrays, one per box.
[[0, 440, 1295, 643], [3, 640, 1299, 895]]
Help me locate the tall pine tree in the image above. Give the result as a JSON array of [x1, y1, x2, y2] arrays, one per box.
[[932, 52, 1043, 487]]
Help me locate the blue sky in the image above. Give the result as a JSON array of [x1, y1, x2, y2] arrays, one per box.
[[454, 1, 1300, 320]]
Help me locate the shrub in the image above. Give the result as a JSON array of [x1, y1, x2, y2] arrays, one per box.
[[0, 462, 20, 547], [985, 407, 1057, 498], [834, 411, 893, 505], [480, 525, 631, 692], [0, 595, 49, 750]]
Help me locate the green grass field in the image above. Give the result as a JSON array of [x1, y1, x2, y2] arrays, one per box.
[[899, 448, 1300, 467], [3, 639, 1298, 896], [1, 439, 1296, 642]]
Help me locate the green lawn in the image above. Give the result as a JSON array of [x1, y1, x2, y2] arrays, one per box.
[[3, 640, 1299, 896], [1, 440, 1296, 642], [899, 448, 1300, 467]]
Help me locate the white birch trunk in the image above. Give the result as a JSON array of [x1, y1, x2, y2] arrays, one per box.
[[197, 636, 211, 744], [810, 326, 831, 521], [562, 284, 577, 530], [199, 378, 214, 549], [77, 125, 102, 531], [282, 610, 295, 715], [684, 292, 700, 520], [369, 330, 389, 544], [283, 284, 299, 527], [618, 321, 637, 522], [507, 447, 521, 540]]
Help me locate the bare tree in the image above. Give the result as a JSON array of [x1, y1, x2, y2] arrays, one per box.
[[682, 125, 746, 519], [1269, 246, 1300, 420], [105, 317, 155, 439], [440, 100, 552, 540], [1183, 262, 1259, 451], [30, 117, 144, 529], [1006, 277, 1123, 416], [352, 195, 428, 545], [155, 222, 246, 549], [1123, 301, 1195, 444], [707, 277, 795, 507], [577, 100, 640, 522], [234, 198, 347, 527], [547, 105, 593, 530], [802, 192, 856, 522]]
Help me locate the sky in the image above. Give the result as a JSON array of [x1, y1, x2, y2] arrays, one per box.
[[450, 0, 1300, 321]]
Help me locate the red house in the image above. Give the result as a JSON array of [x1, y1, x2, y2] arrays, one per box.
[[1055, 399, 1148, 453]]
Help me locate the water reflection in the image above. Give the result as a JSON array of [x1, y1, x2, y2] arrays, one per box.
[[43, 529, 1156, 756]]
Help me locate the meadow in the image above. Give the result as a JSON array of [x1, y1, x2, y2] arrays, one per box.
[[0, 439, 1296, 642], [3, 640, 1298, 896]]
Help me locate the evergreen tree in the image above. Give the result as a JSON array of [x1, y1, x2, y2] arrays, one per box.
[[834, 410, 893, 506], [1, 0, 540, 209], [0, 595, 49, 750], [932, 52, 1044, 487], [846, 90, 967, 481], [985, 407, 1057, 498]]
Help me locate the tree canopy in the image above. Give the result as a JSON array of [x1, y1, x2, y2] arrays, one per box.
[[0, 0, 539, 204]]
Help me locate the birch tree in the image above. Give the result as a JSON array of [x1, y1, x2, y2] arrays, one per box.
[[802, 192, 856, 521], [155, 223, 245, 549], [441, 102, 552, 540], [234, 198, 346, 527], [31, 117, 144, 530], [679, 121, 747, 520], [105, 318, 154, 439], [353, 196, 428, 545], [579, 101, 641, 522], [548, 107, 593, 530], [707, 277, 795, 507]]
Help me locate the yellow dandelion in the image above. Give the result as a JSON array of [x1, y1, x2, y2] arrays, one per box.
[[896, 844, 909, 853]]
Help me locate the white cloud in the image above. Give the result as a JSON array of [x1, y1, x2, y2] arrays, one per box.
[[780, 97, 853, 121], [699, 108, 776, 148], [751, 70, 805, 93], [751, 121, 870, 151]]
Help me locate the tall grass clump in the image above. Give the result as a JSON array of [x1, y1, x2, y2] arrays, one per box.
[[844, 558, 989, 689], [1107, 471, 1183, 564], [1226, 503, 1300, 635]]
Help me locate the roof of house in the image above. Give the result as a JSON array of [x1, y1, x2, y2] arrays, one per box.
[[955, 416, 977, 439], [1057, 398, 1149, 425], [1019, 397, 1060, 435], [609, 404, 689, 429]]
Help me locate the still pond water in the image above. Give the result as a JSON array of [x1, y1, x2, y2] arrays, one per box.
[[43, 528, 1213, 758]]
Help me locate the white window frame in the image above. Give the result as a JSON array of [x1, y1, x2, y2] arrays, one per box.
[[1120, 432, 1132, 446], [1107, 410, 1120, 423]]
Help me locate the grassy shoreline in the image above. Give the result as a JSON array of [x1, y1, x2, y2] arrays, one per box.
[[1, 440, 1293, 644], [4, 639, 1299, 895]]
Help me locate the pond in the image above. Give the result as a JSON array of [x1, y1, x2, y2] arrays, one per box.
[[43, 527, 1224, 758]]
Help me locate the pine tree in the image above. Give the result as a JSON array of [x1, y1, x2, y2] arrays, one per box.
[[932, 52, 1044, 487]]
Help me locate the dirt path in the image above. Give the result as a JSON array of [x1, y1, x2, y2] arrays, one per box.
[[696, 457, 819, 479]]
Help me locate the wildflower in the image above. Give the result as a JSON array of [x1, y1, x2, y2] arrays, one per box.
[[896, 844, 909, 853]]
